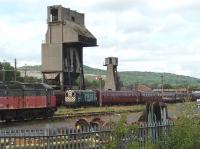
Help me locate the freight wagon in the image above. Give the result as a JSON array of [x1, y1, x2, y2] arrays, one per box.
[[0, 82, 57, 121]]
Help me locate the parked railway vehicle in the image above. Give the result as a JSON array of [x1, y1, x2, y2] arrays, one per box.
[[64, 89, 195, 107], [162, 92, 194, 103], [100, 90, 141, 106], [0, 81, 57, 121], [140, 92, 162, 103], [65, 90, 97, 107], [192, 91, 200, 99]]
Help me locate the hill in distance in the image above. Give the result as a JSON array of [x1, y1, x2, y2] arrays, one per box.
[[19, 65, 200, 88], [83, 65, 200, 88]]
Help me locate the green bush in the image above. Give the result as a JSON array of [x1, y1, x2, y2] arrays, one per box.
[[159, 103, 200, 149], [160, 117, 200, 149], [106, 114, 139, 149], [107, 103, 200, 149]]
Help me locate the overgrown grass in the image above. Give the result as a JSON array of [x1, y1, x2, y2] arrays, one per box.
[[106, 114, 139, 149], [167, 102, 196, 118], [106, 102, 200, 149], [56, 102, 195, 116], [105, 114, 157, 149], [158, 102, 200, 149], [55, 105, 145, 115]]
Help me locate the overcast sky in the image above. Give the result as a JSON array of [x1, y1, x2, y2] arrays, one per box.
[[0, 0, 200, 78]]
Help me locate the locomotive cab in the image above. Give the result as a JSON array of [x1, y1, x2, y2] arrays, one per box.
[[65, 90, 76, 106], [65, 90, 97, 107]]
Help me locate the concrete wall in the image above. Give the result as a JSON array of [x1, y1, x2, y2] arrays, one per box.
[[104, 65, 117, 91], [42, 5, 96, 90], [62, 7, 84, 25], [41, 43, 63, 72], [47, 5, 84, 25], [104, 57, 118, 91]]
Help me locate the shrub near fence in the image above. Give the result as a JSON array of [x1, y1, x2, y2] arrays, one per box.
[[0, 126, 112, 149], [117, 121, 175, 149]]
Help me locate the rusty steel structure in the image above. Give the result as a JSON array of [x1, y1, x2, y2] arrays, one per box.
[[42, 5, 97, 90]]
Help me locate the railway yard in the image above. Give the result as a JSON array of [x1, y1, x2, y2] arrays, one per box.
[[0, 101, 198, 148], [0, 102, 192, 129], [0, 3, 200, 149]]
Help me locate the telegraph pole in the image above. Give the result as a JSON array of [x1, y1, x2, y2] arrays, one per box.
[[2, 67, 5, 81], [25, 64, 27, 82], [100, 77, 102, 107], [161, 75, 164, 99], [96, 76, 103, 107], [14, 58, 17, 81]]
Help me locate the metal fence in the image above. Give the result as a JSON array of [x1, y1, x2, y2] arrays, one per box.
[[0, 126, 112, 149], [0, 121, 174, 149], [118, 121, 174, 148]]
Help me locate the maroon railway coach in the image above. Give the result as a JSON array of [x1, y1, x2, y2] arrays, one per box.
[[99, 91, 141, 106], [0, 82, 57, 121]]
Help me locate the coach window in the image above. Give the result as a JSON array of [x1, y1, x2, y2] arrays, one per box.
[[41, 89, 46, 96], [0, 89, 6, 96], [24, 89, 36, 96], [35, 90, 39, 96], [8, 89, 23, 96], [36, 89, 43, 96]]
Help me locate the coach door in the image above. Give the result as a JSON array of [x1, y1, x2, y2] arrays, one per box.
[[46, 89, 52, 106], [0, 86, 6, 108]]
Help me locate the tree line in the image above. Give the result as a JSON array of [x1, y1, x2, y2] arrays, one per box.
[[1, 61, 199, 90], [0, 62, 41, 83]]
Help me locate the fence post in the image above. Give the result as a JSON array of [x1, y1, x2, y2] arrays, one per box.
[[47, 128, 50, 149]]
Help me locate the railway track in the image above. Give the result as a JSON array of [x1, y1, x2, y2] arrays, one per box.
[[0, 109, 143, 124], [53, 109, 143, 120]]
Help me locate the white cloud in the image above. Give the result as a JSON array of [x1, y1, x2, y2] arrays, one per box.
[[145, 0, 200, 12], [157, 14, 187, 33], [116, 9, 151, 33], [0, 19, 46, 65], [0, 0, 200, 78]]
